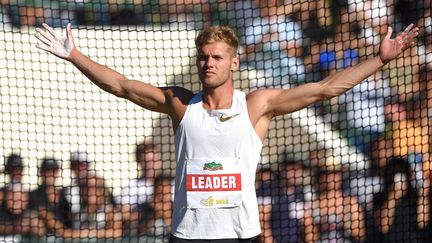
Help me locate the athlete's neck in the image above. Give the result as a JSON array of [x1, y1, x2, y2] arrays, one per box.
[[202, 86, 234, 110]]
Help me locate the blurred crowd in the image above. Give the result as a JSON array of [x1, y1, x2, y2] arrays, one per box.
[[2, 139, 432, 242], [1, 0, 432, 242], [0, 142, 174, 241]]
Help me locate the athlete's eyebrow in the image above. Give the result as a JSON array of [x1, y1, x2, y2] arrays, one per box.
[[197, 53, 224, 59]]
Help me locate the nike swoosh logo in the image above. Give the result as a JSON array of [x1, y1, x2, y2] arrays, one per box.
[[219, 113, 240, 122]]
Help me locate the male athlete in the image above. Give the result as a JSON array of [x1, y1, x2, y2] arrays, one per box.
[[35, 23, 418, 242]]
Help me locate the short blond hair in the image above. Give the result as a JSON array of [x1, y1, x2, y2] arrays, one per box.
[[195, 26, 239, 55]]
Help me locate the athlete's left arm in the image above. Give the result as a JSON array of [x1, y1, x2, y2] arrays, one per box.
[[248, 24, 418, 130]]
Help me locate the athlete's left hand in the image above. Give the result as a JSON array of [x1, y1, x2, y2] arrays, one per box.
[[379, 23, 419, 64]]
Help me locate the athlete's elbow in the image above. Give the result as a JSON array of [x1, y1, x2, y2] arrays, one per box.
[[316, 77, 349, 101], [112, 87, 127, 98], [108, 78, 130, 98], [314, 86, 334, 101], [99, 83, 124, 98], [321, 92, 337, 101], [319, 84, 343, 101]]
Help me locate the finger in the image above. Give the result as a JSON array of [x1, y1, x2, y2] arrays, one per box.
[[42, 23, 60, 39], [66, 23, 71, 35], [385, 26, 393, 40], [35, 35, 51, 47], [403, 23, 414, 34], [35, 42, 52, 52], [35, 29, 52, 46], [408, 27, 419, 38], [35, 27, 53, 41], [66, 23, 74, 43]]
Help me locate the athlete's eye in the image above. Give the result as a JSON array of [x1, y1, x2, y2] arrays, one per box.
[[197, 54, 208, 61]]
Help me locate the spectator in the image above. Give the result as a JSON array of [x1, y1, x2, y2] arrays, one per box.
[[40, 173, 123, 239], [370, 133, 394, 170], [72, 0, 111, 25], [1, 153, 25, 219], [417, 8, 432, 80], [157, 0, 211, 30], [74, 174, 122, 237], [241, 0, 306, 87], [385, 92, 431, 235], [145, 174, 174, 239], [0, 154, 46, 240], [255, 164, 277, 243], [0, 152, 24, 235], [2, 153, 24, 187], [29, 157, 72, 235], [347, 134, 389, 212], [347, 0, 395, 45], [255, 164, 277, 202], [64, 151, 93, 218], [418, 51, 432, 115], [371, 157, 426, 242], [11, 0, 68, 27], [388, 96, 430, 193], [308, 6, 391, 155], [394, 0, 426, 30], [311, 160, 366, 242], [117, 141, 162, 236], [0, 0, 12, 30], [0, 183, 44, 240], [270, 160, 314, 243], [307, 10, 363, 81]]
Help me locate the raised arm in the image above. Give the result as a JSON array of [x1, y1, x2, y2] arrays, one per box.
[[248, 24, 419, 137], [34, 23, 192, 121]]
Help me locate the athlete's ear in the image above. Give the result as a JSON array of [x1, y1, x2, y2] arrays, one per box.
[[231, 56, 239, 72]]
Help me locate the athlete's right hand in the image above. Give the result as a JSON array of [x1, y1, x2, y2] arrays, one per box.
[[35, 23, 75, 60]]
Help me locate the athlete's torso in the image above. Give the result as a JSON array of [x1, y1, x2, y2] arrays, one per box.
[[172, 90, 263, 239]]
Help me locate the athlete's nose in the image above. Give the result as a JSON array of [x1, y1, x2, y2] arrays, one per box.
[[206, 56, 216, 68]]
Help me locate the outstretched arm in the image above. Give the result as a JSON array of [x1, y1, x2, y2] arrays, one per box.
[[34, 23, 192, 117], [248, 24, 419, 134]]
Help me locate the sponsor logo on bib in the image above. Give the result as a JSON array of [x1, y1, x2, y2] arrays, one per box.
[[200, 196, 230, 206], [203, 161, 223, 171]]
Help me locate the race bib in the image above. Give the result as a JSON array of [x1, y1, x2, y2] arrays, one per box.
[[186, 158, 242, 208]]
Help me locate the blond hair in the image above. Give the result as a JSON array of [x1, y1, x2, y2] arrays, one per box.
[[195, 26, 239, 55]]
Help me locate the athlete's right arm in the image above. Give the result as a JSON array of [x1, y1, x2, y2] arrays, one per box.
[[34, 23, 191, 118]]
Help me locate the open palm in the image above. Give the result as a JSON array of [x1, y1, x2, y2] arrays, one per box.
[[379, 24, 419, 64], [35, 23, 75, 60]]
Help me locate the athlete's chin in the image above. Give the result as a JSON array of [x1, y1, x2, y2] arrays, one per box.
[[201, 81, 214, 87], [202, 82, 226, 90], [200, 79, 220, 89]]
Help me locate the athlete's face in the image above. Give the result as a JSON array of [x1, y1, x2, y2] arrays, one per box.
[[196, 41, 239, 89]]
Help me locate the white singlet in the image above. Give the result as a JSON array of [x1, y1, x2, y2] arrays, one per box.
[[172, 90, 263, 239]]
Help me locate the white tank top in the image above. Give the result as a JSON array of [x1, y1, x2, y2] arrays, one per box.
[[172, 90, 263, 239]]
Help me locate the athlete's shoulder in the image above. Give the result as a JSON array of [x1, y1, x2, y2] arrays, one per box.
[[245, 88, 280, 104], [162, 86, 195, 105]]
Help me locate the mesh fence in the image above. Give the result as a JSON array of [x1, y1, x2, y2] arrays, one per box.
[[0, 0, 431, 242]]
